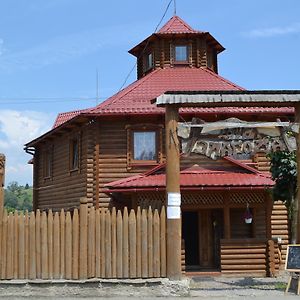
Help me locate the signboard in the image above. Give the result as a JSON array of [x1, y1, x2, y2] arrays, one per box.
[[178, 117, 296, 160], [167, 193, 181, 206], [285, 245, 300, 272]]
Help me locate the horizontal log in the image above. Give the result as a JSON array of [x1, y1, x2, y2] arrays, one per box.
[[221, 254, 266, 259], [221, 259, 266, 264], [271, 215, 288, 220], [221, 249, 266, 254], [271, 220, 288, 225], [221, 264, 265, 270], [221, 270, 266, 274], [272, 210, 288, 215]]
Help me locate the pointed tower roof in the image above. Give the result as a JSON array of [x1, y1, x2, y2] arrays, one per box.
[[129, 15, 224, 56], [157, 15, 203, 34]]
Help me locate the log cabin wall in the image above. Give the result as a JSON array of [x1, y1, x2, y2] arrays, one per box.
[[95, 116, 164, 208], [136, 35, 215, 80], [34, 124, 91, 211], [271, 200, 289, 263]]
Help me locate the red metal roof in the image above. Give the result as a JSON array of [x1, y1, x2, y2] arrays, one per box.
[[105, 172, 274, 189], [157, 15, 203, 34], [105, 158, 274, 191], [53, 109, 89, 128], [53, 66, 293, 128], [88, 67, 243, 113]]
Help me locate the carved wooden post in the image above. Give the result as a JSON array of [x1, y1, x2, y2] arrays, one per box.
[[295, 104, 300, 243], [0, 154, 5, 221], [165, 105, 182, 280]]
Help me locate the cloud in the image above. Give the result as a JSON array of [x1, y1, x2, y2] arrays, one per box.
[[0, 39, 5, 56], [243, 23, 300, 38], [0, 110, 53, 185]]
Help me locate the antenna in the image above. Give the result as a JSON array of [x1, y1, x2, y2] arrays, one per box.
[[174, 0, 177, 15], [96, 68, 99, 105]]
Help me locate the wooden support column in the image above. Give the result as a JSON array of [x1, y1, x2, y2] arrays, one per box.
[[295, 104, 300, 243], [165, 105, 181, 280]]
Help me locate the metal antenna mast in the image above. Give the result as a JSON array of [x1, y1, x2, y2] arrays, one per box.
[[96, 68, 99, 105], [174, 0, 177, 15]]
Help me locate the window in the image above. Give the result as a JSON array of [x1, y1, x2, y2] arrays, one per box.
[[133, 131, 157, 161], [43, 147, 52, 179], [126, 124, 163, 167], [69, 136, 80, 171], [145, 52, 153, 71], [175, 45, 188, 62]]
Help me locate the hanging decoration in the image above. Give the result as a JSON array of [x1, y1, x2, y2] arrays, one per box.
[[244, 203, 253, 224]]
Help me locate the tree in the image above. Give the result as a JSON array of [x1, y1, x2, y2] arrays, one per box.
[[268, 151, 297, 243], [4, 182, 33, 212]]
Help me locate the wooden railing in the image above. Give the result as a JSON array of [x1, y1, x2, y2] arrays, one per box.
[[0, 199, 167, 280], [220, 238, 279, 276]]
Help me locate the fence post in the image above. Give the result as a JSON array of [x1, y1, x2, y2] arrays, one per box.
[[79, 197, 88, 279], [0, 154, 5, 222]]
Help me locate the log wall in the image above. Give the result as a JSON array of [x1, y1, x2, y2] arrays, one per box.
[[136, 36, 215, 79], [220, 239, 279, 276], [0, 200, 166, 280], [34, 125, 91, 211], [271, 200, 289, 263], [96, 117, 164, 208]]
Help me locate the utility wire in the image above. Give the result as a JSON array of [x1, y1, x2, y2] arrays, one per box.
[[0, 97, 108, 105], [118, 0, 173, 92], [2, 1, 174, 106]]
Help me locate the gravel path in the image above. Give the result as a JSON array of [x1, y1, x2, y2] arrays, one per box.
[[0, 272, 298, 299]]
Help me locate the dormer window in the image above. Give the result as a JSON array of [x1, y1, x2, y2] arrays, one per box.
[[144, 52, 153, 71], [175, 45, 188, 62]]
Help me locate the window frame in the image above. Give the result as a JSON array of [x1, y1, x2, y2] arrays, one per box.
[[126, 124, 163, 168], [174, 45, 189, 64], [144, 52, 154, 72], [43, 145, 53, 180], [69, 133, 81, 173]]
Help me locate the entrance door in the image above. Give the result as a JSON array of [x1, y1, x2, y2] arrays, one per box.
[[182, 211, 199, 267], [182, 209, 223, 271]]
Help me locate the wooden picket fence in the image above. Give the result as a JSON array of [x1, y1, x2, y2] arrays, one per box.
[[0, 198, 167, 280]]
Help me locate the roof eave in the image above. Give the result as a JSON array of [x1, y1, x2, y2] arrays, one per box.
[[155, 90, 300, 107], [103, 185, 273, 194], [25, 114, 92, 148]]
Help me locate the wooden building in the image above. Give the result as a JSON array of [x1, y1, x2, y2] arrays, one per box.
[[25, 16, 292, 275]]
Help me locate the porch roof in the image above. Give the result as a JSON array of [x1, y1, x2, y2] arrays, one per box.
[[104, 158, 274, 193]]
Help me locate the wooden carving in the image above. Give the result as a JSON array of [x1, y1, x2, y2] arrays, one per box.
[[179, 118, 294, 160]]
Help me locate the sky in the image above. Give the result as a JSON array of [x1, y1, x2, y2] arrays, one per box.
[[0, 0, 299, 186]]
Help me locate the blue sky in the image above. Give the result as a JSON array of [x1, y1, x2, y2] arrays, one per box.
[[0, 0, 299, 185]]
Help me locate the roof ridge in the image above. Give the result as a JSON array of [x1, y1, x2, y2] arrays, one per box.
[[201, 67, 245, 90], [173, 15, 195, 31], [223, 156, 261, 174], [158, 15, 198, 34]]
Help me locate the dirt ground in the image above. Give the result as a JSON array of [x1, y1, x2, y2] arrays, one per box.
[[0, 272, 299, 299]]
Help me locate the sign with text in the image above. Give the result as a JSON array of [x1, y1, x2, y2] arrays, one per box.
[[178, 118, 295, 160]]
